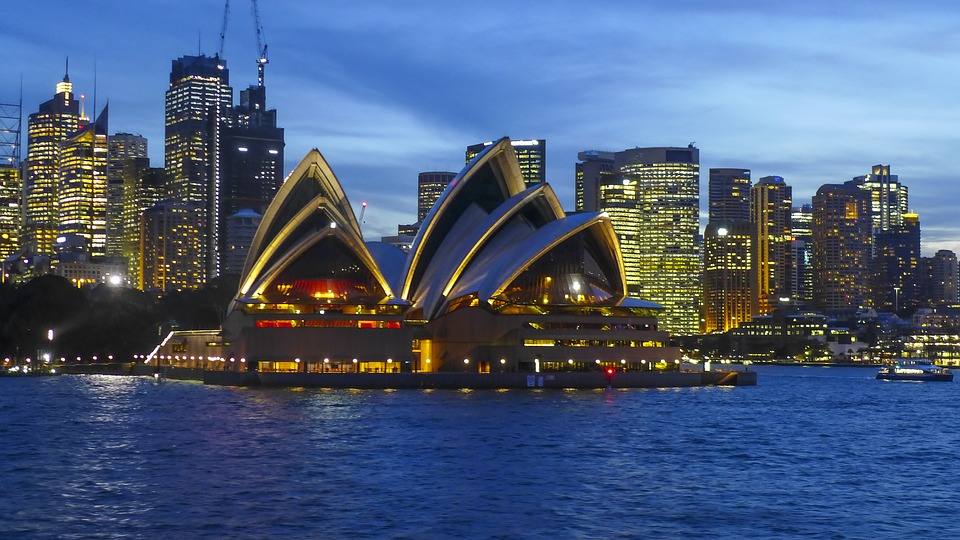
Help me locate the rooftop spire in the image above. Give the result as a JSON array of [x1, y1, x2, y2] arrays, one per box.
[[63, 56, 70, 82]]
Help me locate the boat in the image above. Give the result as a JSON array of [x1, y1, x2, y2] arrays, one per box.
[[876, 360, 953, 382]]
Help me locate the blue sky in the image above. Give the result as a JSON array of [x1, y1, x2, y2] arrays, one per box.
[[4, 0, 960, 253]]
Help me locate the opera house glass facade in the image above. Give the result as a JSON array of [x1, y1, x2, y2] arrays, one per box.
[[150, 138, 680, 374]]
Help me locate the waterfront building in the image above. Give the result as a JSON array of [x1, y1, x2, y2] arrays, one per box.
[[751, 176, 792, 314], [466, 139, 545, 188], [106, 133, 148, 259], [0, 166, 20, 262], [790, 205, 814, 303], [874, 213, 920, 312], [25, 67, 82, 256], [920, 250, 959, 306], [52, 255, 127, 288], [848, 165, 908, 236], [812, 183, 873, 313], [417, 171, 455, 222], [152, 139, 679, 373], [58, 106, 108, 258], [702, 221, 753, 333], [121, 163, 165, 289], [709, 168, 751, 222], [222, 209, 261, 277], [164, 54, 233, 282], [574, 151, 615, 212], [141, 200, 205, 292], [219, 84, 284, 272]]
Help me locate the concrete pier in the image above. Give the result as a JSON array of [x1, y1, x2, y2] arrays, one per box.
[[57, 363, 757, 389]]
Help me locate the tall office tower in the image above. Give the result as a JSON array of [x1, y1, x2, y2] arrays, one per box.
[[25, 66, 82, 256], [709, 168, 751, 222], [165, 54, 233, 281], [874, 213, 920, 313], [417, 171, 455, 222], [920, 250, 959, 306], [751, 176, 792, 314], [0, 166, 19, 262], [575, 151, 615, 212], [120, 160, 165, 289], [847, 165, 908, 236], [58, 106, 108, 257], [598, 145, 700, 335], [703, 221, 754, 333], [222, 209, 261, 276], [106, 133, 148, 258], [466, 139, 545, 188], [790, 205, 813, 303], [812, 183, 873, 313], [141, 200, 205, 292], [220, 84, 283, 273]]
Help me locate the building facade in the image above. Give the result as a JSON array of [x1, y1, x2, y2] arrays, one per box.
[[920, 250, 959, 306], [709, 168, 751, 222], [219, 84, 284, 273], [790, 205, 813, 303], [58, 107, 108, 258], [222, 209, 262, 277], [417, 171, 455, 222], [575, 151, 615, 212], [849, 164, 908, 236], [751, 176, 792, 313], [121, 162, 165, 289], [874, 212, 920, 312], [466, 139, 545, 188], [25, 69, 82, 256], [141, 200, 205, 292], [703, 221, 754, 333], [0, 166, 19, 262], [106, 133, 148, 259], [164, 55, 233, 282], [812, 183, 873, 313]]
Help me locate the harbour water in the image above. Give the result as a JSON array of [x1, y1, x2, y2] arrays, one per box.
[[2, 366, 959, 538]]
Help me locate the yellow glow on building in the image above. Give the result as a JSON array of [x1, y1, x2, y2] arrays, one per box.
[[703, 222, 753, 333], [751, 176, 792, 314], [58, 120, 108, 257], [0, 167, 20, 261]]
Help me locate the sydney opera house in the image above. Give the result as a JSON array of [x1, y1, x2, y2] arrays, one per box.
[[149, 138, 681, 374]]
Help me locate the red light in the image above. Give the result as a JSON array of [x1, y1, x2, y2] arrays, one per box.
[[606, 368, 614, 375]]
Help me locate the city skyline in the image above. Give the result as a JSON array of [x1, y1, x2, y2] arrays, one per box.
[[4, 1, 960, 253]]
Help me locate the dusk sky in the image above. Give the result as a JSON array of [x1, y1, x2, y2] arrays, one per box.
[[4, 0, 960, 252]]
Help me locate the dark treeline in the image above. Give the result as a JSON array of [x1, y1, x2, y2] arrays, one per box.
[[0, 275, 237, 361]]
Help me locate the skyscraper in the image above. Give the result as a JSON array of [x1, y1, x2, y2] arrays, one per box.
[[874, 212, 920, 312], [222, 209, 262, 276], [106, 133, 148, 258], [219, 84, 284, 272], [920, 250, 959, 306], [164, 54, 233, 281], [121, 160, 165, 289], [58, 105, 108, 258], [141, 200, 205, 292], [575, 151, 615, 212], [466, 139, 545, 187], [848, 165, 908, 235], [790, 205, 814, 303], [25, 65, 82, 256], [417, 171, 455, 222], [0, 166, 19, 262], [709, 168, 751, 222], [597, 145, 700, 335], [751, 176, 792, 313], [812, 183, 873, 313], [703, 221, 754, 333]]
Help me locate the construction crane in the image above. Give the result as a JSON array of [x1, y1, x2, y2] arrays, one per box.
[[217, 0, 230, 59], [252, 0, 268, 87]]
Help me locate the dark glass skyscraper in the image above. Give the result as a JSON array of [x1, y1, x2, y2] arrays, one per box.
[[164, 54, 233, 281], [106, 133, 148, 259], [575, 151, 615, 212], [874, 212, 920, 312], [219, 84, 284, 272], [466, 139, 545, 188], [920, 250, 959, 306], [790, 205, 814, 304], [709, 168, 751, 222]]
